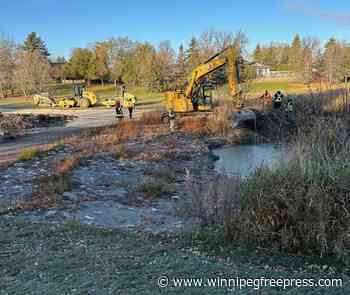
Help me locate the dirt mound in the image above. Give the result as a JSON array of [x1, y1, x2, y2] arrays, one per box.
[[0, 113, 72, 132]]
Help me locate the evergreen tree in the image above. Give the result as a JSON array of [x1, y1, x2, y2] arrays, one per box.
[[185, 37, 201, 73], [23, 32, 50, 57], [288, 34, 302, 71]]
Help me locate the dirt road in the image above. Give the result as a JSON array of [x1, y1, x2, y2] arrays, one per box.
[[0, 101, 162, 163]]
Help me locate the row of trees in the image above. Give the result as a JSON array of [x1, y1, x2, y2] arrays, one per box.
[[63, 29, 247, 91], [0, 29, 246, 97], [1, 31, 350, 97], [253, 34, 350, 83]]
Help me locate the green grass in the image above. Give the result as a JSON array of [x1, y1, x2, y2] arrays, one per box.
[[0, 218, 348, 294], [246, 80, 306, 94], [0, 96, 32, 106]]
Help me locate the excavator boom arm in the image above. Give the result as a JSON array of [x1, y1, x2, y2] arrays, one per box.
[[184, 47, 241, 98]]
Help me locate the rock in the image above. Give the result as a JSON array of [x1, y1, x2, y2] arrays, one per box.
[[45, 210, 57, 217], [232, 108, 257, 129], [62, 192, 80, 202], [205, 138, 226, 149]]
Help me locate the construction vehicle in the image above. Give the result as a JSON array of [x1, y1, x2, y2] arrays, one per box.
[[55, 85, 98, 108], [33, 85, 98, 108], [32, 92, 57, 107], [165, 46, 242, 112]]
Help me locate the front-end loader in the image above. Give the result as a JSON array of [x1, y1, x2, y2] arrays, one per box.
[[33, 85, 98, 108], [56, 85, 98, 108]]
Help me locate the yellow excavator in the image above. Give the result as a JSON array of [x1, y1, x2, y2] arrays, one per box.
[[165, 46, 242, 112]]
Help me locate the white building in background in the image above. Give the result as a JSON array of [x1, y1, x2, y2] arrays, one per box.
[[252, 63, 271, 78]]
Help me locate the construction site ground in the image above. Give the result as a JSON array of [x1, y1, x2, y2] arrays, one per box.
[[0, 100, 162, 163]]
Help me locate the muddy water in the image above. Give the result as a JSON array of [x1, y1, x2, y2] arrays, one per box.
[[212, 144, 286, 177]]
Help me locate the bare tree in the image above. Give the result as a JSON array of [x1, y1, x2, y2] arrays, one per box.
[[107, 37, 135, 86], [152, 40, 176, 90], [0, 35, 16, 97], [14, 49, 51, 96], [199, 29, 236, 60], [301, 37, 320, 83]]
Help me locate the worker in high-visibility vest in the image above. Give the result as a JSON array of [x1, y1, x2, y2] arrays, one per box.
[[285, 97, 296, 127], [286, 97, 294, 113], [123, 93, 137, 119], [272, 90, 284, 109], [115, 100, 124, 121]]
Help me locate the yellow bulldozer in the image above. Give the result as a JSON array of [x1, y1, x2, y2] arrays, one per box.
[[165, 46, 243, 112]]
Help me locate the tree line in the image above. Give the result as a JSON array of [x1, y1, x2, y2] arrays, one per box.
[[1, 31, 350, 98], [62, 29, 247, 91], [253, 34, 350, 84], [0, 32, 51, 97]]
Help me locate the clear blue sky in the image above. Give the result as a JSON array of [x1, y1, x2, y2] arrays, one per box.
[[0, 0, 349, 58]]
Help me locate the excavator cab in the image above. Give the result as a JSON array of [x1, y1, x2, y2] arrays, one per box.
[[191, 84, 213, 111]]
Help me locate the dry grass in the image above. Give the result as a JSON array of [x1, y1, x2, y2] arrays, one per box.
[[185, 116, 350, 264], [181, 174, 242, 227], [54, 154, 81, 174], [205, 104, 233, 136], [139, 109, 163, 125], [178, 115, 207, 134], [27, 172, 74, 211], [25, 155, 82, 210], [61, 115, 171, 157]]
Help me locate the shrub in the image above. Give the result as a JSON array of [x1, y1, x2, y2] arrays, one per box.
[[139, 110, 163, 125], [135, 177, 174, 199], [144, 166, 177, 182], [18, 147, 40, 161], [205, 101, 234, 136], [28, 172, 74, 210], [54, 155, 81, 174], [185, 117, 350, 264]]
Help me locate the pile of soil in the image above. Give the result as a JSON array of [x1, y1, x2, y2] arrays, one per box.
[[0, 113, 72, 132]]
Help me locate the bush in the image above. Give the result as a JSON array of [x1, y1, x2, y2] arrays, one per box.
[[18, 147, 40, 161], [135, 176, 174, 199], [186, 117, 350, 264]]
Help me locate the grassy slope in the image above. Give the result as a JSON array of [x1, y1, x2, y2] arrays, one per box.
[[215, 79, 348, 100], [246, 80, 307, 95], [0, 219, 348, 294]]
